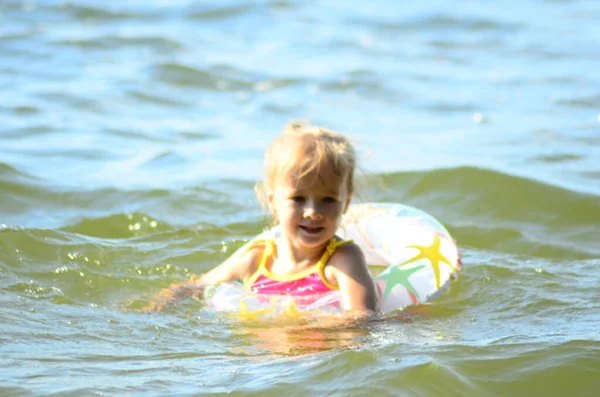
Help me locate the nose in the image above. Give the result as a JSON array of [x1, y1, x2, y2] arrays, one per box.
[[303, 199, 323, 220]]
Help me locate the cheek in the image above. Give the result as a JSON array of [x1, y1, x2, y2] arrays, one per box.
[[277, 201, 300, 218], [325, 203, 344, 219]]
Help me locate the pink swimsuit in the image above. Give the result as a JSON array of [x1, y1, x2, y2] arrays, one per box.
[[244, 238, 351, 296]]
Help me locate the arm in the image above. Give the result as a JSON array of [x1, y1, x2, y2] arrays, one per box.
[[200, 242, 263, 286], [326, 243, 378, 316], [143, 242, 263, 312]]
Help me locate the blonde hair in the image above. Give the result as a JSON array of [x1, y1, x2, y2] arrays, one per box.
[[256, 122, 358, 208]]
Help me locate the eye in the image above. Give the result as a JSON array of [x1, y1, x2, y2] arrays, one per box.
[[323, 196, 338, 203], [290, 196, 305, 203]]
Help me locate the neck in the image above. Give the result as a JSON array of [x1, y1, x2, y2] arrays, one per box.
[[275, 236, 329, 267]]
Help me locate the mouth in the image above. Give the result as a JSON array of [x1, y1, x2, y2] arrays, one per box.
[[299, 225, 324, 235]]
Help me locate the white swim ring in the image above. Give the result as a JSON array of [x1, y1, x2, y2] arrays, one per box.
[[204, 203, 462, 317]]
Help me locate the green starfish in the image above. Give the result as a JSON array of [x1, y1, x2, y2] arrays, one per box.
[[378, 264, 425, 300]]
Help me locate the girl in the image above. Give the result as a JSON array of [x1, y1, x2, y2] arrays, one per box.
[[146, 123, 378, 315]]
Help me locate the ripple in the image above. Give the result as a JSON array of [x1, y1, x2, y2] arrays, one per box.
[[319, 70, 400, 100], [554, 94, 600, 109], [446, 340, 600, 395], [151, 63, 253, 91], [359, 14, 524, 34], [0, 124, 58, 139], [1, 104, 41, 115], [581, 170, 600, 180], [36, 91, 105, 113], [420, 102, 478, 113], [54, 35, 183, 52], [186, 4, 255, 20], [425, 37, 505, 50], [0, 162, 40, 183], [63, 4, 161, 21], [0, 30, 38, 42], [125, 89, 189, 108], [60, 213, 169, 240], [139, 151, 187, 170], [533, 153, 583, 163]]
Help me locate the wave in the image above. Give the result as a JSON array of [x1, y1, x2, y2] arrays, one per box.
[[3, 163, 599, 257], [0, 163, 258, 230], [369, 166, 600, 258]]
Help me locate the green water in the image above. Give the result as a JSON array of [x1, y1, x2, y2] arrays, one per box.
[[1, 0, 599, 396]]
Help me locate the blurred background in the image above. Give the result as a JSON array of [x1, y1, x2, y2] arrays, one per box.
[[1, 0, 599, 396]]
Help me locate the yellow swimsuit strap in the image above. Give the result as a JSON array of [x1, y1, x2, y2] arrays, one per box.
[[316, 238, 352, 290], [243, 239, 273, 288], [243, 238, 353, 290]]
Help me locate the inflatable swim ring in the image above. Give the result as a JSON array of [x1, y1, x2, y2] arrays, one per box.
[[203, 203, 461, 317]]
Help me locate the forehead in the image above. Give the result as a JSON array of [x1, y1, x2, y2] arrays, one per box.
[[279, 168, 346, 193]]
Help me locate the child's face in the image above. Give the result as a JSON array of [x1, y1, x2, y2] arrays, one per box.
[[268, 167, 350, 250]]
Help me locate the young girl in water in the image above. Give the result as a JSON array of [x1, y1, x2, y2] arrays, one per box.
[[146, 122, 378, 314]]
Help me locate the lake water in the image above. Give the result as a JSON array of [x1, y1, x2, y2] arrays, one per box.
[[1, 0, 599, 396]]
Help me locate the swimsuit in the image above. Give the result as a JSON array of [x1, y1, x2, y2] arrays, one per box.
[[244, 238, 351, 296]]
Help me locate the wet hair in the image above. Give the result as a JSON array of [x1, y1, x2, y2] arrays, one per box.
[[256, 122, 357, 208]]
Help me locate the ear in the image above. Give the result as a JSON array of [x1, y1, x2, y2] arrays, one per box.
[[267, 191, 276, 214]]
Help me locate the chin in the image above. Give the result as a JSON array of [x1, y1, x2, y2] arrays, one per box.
[[296, 231, 331, 248]]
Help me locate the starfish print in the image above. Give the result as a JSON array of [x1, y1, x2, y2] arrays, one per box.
[[235, 296, 324, 319], [235, 298, 276, 320], [282, 298, 322, 317], [379, 264, 426, 300], [399, 234, 458, 289]]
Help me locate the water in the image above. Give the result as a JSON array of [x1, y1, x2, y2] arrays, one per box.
[[1, 0, 599, 395]]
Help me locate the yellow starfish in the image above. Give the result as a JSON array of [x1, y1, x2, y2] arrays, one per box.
[[233, 298, 276, 320], [233, 297, 323, 320], [282, 299, 321, 318], [399, 234, 459, 289]]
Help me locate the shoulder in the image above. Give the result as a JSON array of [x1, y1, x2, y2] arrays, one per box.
[[243, 239, 269, 255], [324, 241, 368, 281], [238, 240, 268, 268], [330, 241, 365, 267]]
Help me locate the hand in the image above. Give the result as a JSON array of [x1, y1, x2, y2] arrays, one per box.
[[141, 276, 205, 312]]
